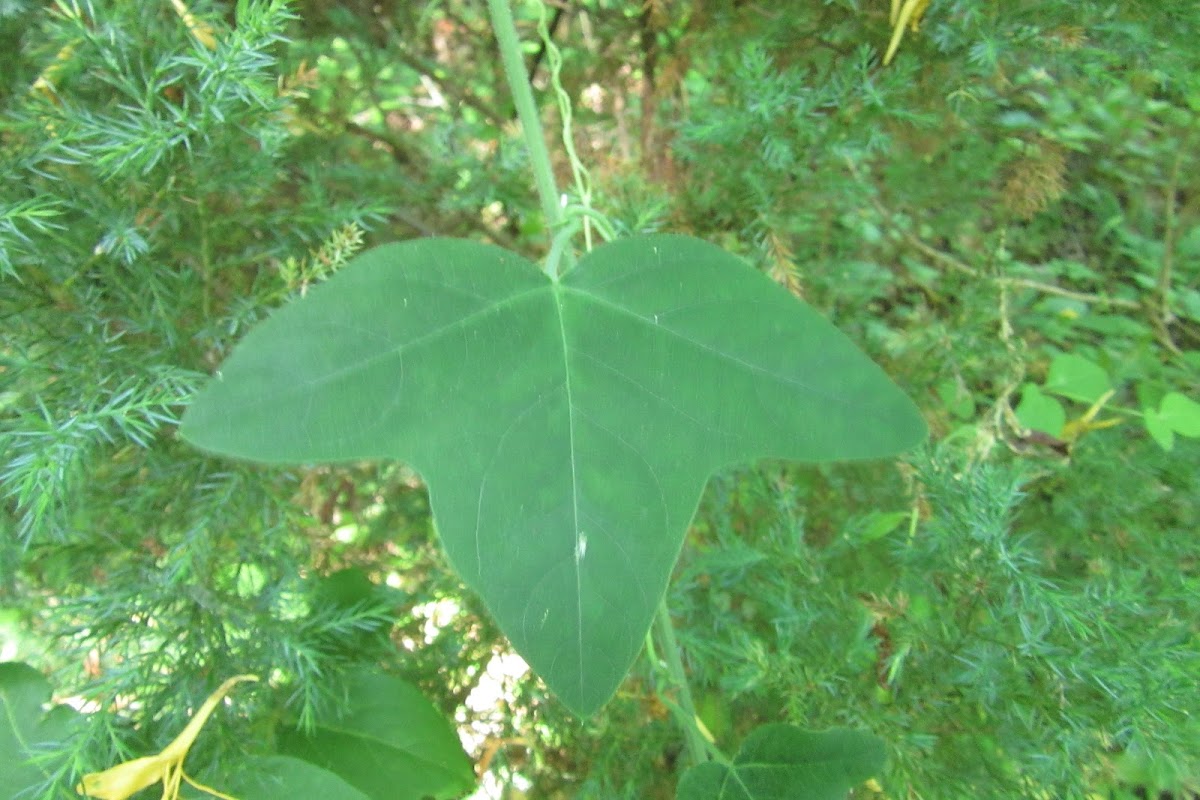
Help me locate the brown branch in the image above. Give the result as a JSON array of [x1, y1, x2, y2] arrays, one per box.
[[342, 119, 417, 167], [844, 157, 1143, 310], [997, 278, 1140, 310], [335, 122, 519, 251], [390, 47, 506, 126], [1155, 145, 1185, 354]]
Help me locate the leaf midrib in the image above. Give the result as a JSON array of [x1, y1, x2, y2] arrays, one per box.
[[552, 282, 587, 702]]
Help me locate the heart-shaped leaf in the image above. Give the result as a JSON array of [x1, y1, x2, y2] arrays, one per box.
[[275, 670, 475, 800], [1015, 383, 1066, 437], [181, 234, 926, 714], [1159, 392, 1200, 437], [1044, 353, 1110, 403], [1143, 404, 1175, 451], [675, 725, 885, 800]]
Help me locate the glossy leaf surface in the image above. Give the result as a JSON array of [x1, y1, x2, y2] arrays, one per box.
[[275, 671, 475, 800], [182, 235, 926, 714], [1, 662, 80, 800], [675, 726, 885, 800], [210, 756, 371, 800]]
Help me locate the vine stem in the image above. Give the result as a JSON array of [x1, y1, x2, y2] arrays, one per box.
[[487, 0, 565, 278], [655, 600, 709, 766]]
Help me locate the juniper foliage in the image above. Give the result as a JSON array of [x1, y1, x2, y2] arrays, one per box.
[[2, 1, 1198, 798]]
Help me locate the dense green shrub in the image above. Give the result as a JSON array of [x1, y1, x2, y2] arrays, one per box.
[[3, 1, 1198, 798]]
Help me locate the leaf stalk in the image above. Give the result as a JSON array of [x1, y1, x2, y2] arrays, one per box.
[[655, 601, 709, 767]]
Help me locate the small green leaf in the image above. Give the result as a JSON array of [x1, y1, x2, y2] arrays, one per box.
[[1015, 384, 1066, 436], [276, 670, 474, 800], [935, 380, 974, 420], [675, 725, 885, 800], [1143, 405, 1175, 451], [1073, 314, 1152, 339], [852, 511, 911, 544], [996, 110, 1039, 129], [1159, 392, 1200, 437], [1044, 353, 1110, 403], [0, 662, 80, 800], [1178, 288, 1200, 323], [311, 568, 380, 607]]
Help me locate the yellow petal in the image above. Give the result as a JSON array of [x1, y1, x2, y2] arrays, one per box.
[[76, 676, 258, 799], [884, 0, 931, 65], [76, 754, 168, 800], [168, 0, 219, 50], [161, 675, 259, 762], [30, 43, 76, 103], [1060, 390, 1122, 443]]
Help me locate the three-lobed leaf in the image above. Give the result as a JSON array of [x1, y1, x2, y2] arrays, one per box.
[[181, 234, 926, 714]]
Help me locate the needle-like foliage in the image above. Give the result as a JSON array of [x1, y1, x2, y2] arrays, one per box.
[[3, 1, 1198, 798]]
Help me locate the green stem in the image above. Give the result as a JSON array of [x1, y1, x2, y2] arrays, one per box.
[[487, 0, 563, 275], [547, 218, 582, 278], [655, 600, 708, 766]]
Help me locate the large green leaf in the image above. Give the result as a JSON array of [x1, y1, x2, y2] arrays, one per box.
[[275, 670, 475, 800], [1, 662, 80, 800], [181, 234, 926, 714], [202, 756, 372, 800], [675, 726, 885, 800]]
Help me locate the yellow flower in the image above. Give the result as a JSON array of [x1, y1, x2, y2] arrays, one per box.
[[1060, 389, 1122, 444], [885, 0, 932, 66], [168, 0, 219, 50], [76, 675, 258, 800]]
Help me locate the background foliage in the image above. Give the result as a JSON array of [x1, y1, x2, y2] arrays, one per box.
[[2, 0, 1198, 798]]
